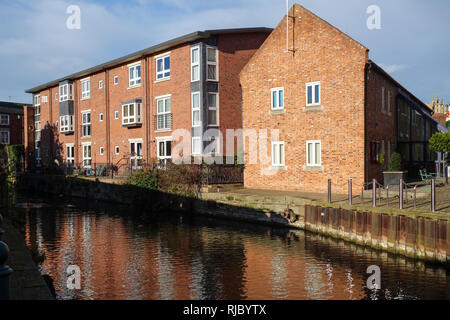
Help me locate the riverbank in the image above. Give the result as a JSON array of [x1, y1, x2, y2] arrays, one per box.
[[3, 221, 54, 300], [17, 173, 450, 266]]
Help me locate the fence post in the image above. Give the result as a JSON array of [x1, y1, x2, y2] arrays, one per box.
[[372, 179, 376, 207], [348, 178, 352, 206], [431, 179, 436, 213], [399, 178, 403, 210], [328, 179, 332, 204], [0, 241, 13, 300]]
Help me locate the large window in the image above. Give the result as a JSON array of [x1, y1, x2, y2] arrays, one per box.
[[0, 129, 9, 145], [34, 95, 40, 115], [192, 92, 201, 127], [156, 54, 170, 80], [66, 145, 74, 165], [0, 114, 9, 125], [272, 142, 285, 167], [122, 102, 142, 126], [157, 96, 171, 130], [60, 115, 74, 133], [208, 93, 218, 126], [191, 46, 200, 82], [82, 112, 91, 137], [206, 47, 218, 81], [306, 140, 321, 167], [306, 81, 321, 106], [130, 140, 143, 169], [82, 143, 92, 167], [129, 63, 141, 87], [271, 87, 284, 110], [59, 83, 73, 102], [81, 79, 90, 99], [192, 137, 202, 155]]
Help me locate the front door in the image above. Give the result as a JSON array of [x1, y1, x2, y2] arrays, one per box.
[[130, 141, 143, 169]]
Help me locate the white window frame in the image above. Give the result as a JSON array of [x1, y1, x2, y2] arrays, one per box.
[[191, 92, 201, 127], [122, 102, 142, 126], [115, 146, 120, 155], [306, 81, 321, 106], [206, 46, 218, 81], [156, 53, 170, 80], [0, 129, 10, 145], [82, 143, 92, 168], [34, 94, 40, 107], [115, 110, 119, 120], [207, 92, 219, 126], [41, 96, 48, 103], [157, 137, 172, 160], [129, 139, 143, 169], [128, 63, 141, 87], [99, 113, 104, 122], [81, 111, 91, 137], [156, 95, 171, 131], [192, 137, 202, 155], [306, 140, 322, 167], [0, 114, 10, 126], [81, 78, 90, 100], [59, 115, 74, 133], [271, 141, 285, 167], [59, 83, 73, 102], [271, 87, 284, 110], [99, 80, 103, 89], [66, 144, 75, 165], [114, 76, 119, 85], [191, 46, 200, 82], [99, 147, 104, 156]]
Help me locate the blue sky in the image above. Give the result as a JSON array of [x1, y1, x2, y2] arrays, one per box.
[[0, 0, 449, 105]]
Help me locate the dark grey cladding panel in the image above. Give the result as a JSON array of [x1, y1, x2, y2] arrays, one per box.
[[122, 98, 143, 105], [59, 100, 74, 116], [191, 81, 201, 92], [206, 82, 218, 93], [202, 36, 218, 47], [59, 80, 72, 86]]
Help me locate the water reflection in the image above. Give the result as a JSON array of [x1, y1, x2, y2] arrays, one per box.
[[20, 198, 450, 300]]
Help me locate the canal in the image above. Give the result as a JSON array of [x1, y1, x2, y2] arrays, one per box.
[[16, 196, 450, 300]]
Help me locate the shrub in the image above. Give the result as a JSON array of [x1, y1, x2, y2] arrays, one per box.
[[429, 132, 450, 153], [127, 169, 159, 191], [388, 152, 402, 172]]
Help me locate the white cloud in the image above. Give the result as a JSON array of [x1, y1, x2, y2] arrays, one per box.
[[379, 63, 409, 74]]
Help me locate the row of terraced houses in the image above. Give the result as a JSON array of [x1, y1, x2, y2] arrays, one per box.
[[25, 4, 445, 193]]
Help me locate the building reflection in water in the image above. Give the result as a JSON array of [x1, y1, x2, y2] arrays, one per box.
[[21, 200, 450, 300]]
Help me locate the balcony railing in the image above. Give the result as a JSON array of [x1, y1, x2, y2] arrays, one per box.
[[154, 113, 172, 131]]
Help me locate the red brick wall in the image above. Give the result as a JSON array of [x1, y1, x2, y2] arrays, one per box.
[[241, 4, 368, 194], [365, 66, 397, 183]]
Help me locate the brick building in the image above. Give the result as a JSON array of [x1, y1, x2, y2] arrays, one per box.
[[241, 4, 441, 193], [25, 28, 271, 171]]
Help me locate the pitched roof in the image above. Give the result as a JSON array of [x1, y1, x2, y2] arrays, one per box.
[[0, 101, 31, 115], [25, 28, 272, 94]]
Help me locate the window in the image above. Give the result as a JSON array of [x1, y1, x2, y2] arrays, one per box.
[[192, 137, 202, 155], [382, 87, 385, 112], [82, 143, 92, 167], [115, 146, 119, 155], [191, 46, 200, 82], [157, 139, 172, 159], [207, 93, 219, 126], [387, 90, 391, 114], [128, 63, 141, 87], [66, 145, 74, 165], [114, 76, 118, 85], [99, 80, 103, 89], [99, 113, 104, 122], [34, 95, 40, 115], [59, 115, 74, 133], [99, 147, 104, 155], [192, 92, 201, 127], [306, 81, 321, 106], [271, 87, 284, 110], [206, 47, 218, 81], [130, 141, 143, 169], [306, 140, 321, 166], [272, 142, 285, 167], [81, 79, 90, 99], [59, 83, 73, 102], [55, 93, 58, 101], [0, 114, 9, 125], [122, 102, 142, 126], [0, 129, 10, 145], [42, 96, 48, 103], [156, 54, 170, 80], [82, 112, 91, 137], [156, 96, 171, 130]]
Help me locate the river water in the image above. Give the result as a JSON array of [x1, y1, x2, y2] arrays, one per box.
[[18, 197, 450, 300]]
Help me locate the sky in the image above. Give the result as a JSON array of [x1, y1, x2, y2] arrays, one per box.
[[0, 0, 449, 105]]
